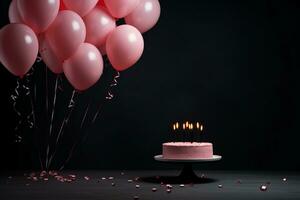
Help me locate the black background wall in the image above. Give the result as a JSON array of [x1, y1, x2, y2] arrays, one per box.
[[0, 0, 299, 171]]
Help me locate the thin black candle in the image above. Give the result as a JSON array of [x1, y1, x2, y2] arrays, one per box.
[[172, 123, 176, 142], [174, 122, 178, 142], [183, 123, 186, 142], [191, 123, 194, 143], [196, 122, 200, 142], [200, 124, 204, 143]]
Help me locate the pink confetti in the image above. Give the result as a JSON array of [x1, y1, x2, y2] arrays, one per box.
[[260, 185, 267, 192], [282, 178, 287, 182], [166, 184, 172, 189], [69, 174, 76, 179]]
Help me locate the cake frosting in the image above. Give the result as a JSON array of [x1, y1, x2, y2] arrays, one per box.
[[162, 142, 213, 159]]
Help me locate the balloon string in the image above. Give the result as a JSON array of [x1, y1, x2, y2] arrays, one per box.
[[59, 102, 91, 171], [48, 90, 78, 169], [59, 70, 121, 170], [26, 66, 43, 170], [45, 75, 59, 169], [10, 78, 23, 143], [45, 66, 49, 114], [92, 70, 120, 123]]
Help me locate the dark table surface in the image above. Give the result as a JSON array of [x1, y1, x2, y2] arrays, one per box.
[[0, 170, 299, 200]]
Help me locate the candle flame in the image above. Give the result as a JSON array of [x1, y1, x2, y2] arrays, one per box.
[[183, 124, 186, 130], [173, 124, 176, 131], [200, 124, 204, 131], [191, 123, 193, 130], [196, 122, 200, 129], [176, 122, 179, 129], [185, 121, 189, 127]]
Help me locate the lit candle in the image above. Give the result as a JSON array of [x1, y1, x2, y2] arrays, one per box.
[[191, 123, 194, 143], [183, 123, 186, 142], [200, 124, 204, 143], [185, 121, 189, 128], [172, 124, 176, 143]]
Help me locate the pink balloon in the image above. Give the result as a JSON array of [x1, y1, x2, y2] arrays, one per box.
[[8, 0, 23, 23], [45, 10, 86, 61], [98, 43, 107, 56], [39, 35, 63, 74], [125, 0, 160, 33], [0, 24, 38, 77], [104, 0, 140, 18], [63, 0, 99, 17], [106, 25, 144, 71], [63, 43, 103, 91], [83, 6, 116, 47], [17, 0, 59, 33]]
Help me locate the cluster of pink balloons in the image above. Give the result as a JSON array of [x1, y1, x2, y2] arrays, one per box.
[[0, 0, 161, 91]]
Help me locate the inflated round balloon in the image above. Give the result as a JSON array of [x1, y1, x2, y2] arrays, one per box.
[[104, 0, 140, 18], [17, 0, 60, 33], [106, 25, 144, 71], [39, 34, 63, 74], [0, 24, 38, 77], [83, 6, 116, 47], [8, 0, 23, 23], [63, 43, 103, 91], [59, 1, 67, 10], [98, 43, 107, 56], [97, 0, 107, 8], [63, 0, 99, 17], [125, 0, 160, 33], [45, 10, 86, 62]]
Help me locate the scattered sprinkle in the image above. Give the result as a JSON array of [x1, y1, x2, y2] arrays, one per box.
[[260, 185, 267, 192], [282, 178, 287, 182]]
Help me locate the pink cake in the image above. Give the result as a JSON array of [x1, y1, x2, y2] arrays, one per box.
[[162, 142, 213, 159]]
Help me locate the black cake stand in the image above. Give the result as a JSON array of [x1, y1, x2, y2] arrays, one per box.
[[154, 155, 222, 183]]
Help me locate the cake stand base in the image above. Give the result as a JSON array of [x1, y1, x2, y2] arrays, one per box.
[[153, 155, 222, 183], [178, 163, 198, 181]]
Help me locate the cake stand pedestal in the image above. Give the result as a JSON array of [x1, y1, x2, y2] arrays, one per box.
[[154, 155, 222, 183]]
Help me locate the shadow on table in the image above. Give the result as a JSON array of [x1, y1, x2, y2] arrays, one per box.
[[140, 176, 218, 184]]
